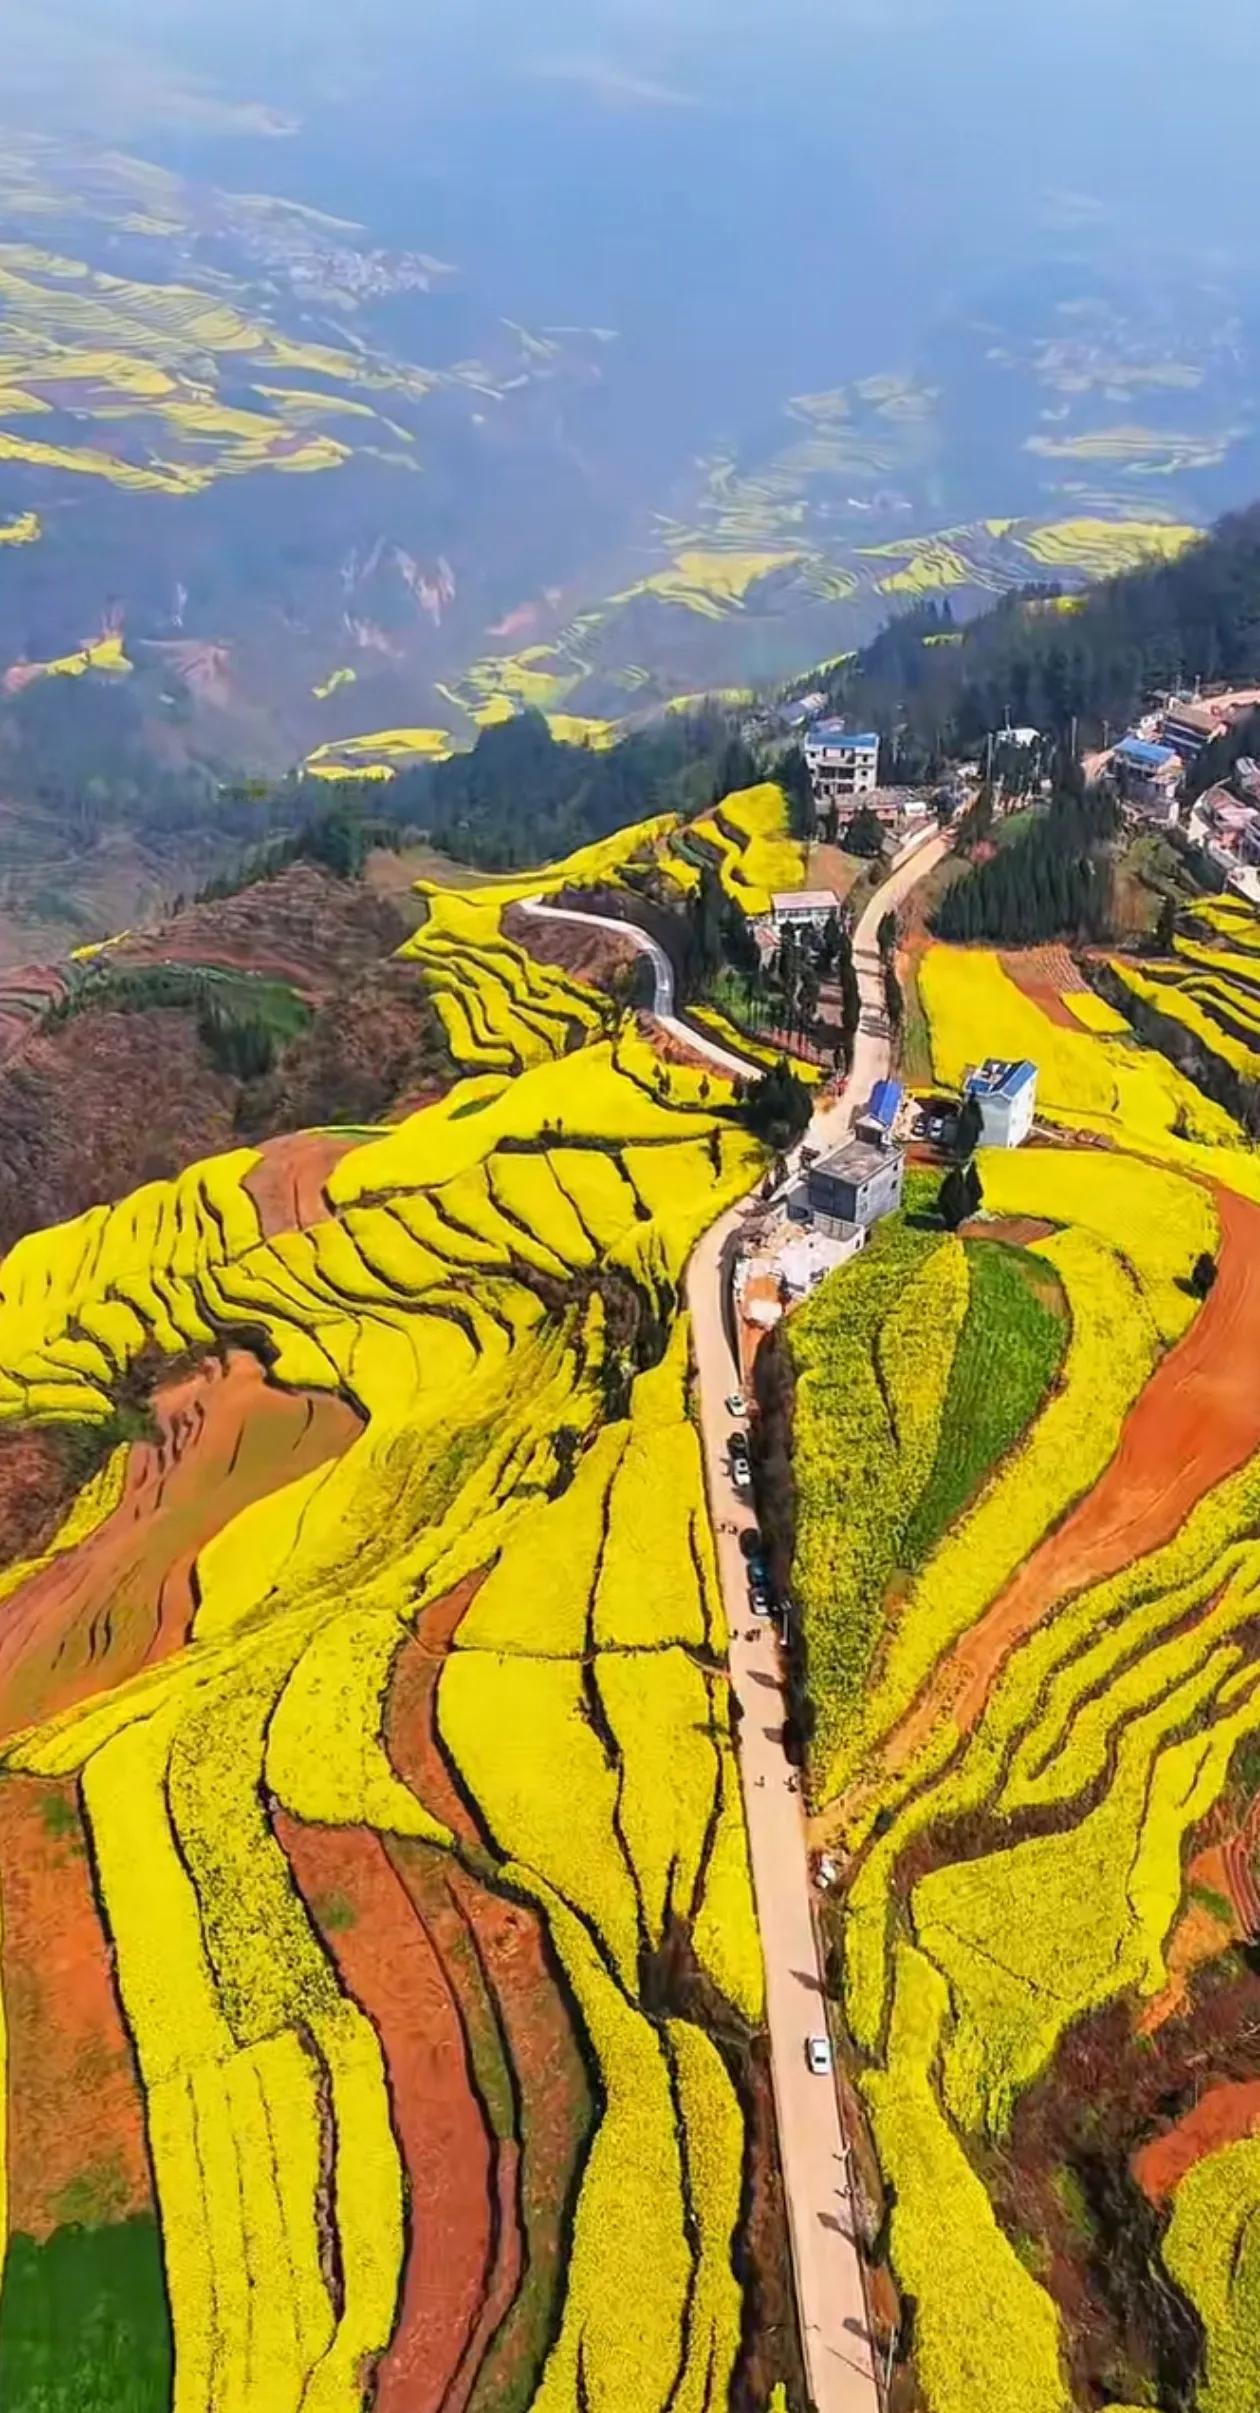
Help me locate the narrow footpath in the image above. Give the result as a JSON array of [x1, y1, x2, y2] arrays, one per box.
[[685, 837, 947, 2413]]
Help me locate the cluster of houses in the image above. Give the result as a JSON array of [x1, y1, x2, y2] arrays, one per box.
[[784, 1057, 1038, 1263], [774, 703, 943, 850], [1109, 685, 1260, 898]]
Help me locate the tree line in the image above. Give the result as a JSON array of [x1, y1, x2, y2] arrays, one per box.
[[933, 786, 1121, 945], [381, 707, 759, 869], [817, 503, 1260, 770]]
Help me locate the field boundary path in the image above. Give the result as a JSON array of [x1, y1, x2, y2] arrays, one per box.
[[686, 837, 947, 2413]]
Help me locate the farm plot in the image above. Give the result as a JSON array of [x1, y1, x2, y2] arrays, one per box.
[[0, 914, 786, 2413], [681, 782, 805, 915], [799, 932, 1260, 2413]]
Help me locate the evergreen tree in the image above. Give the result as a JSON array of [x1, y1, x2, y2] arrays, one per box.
[[1191, 1251, 1219, 1298], [842, 806, 885, 859], [963, 1159, 984, 1216], [779, 746, 815, 839], [839, 941, 861, 1057], [937, 1166, 969, 1230], [798, 961, 822, 1041], [954, 1093, 984, 1160], [743, 1058, 813, 1150]]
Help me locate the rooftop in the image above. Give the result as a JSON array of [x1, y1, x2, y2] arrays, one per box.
[[866, 1077, 904, 1124], [1163, 700, 1226, 736], [965, 1056, 1037, 1102], [812, 1138, 902, 1186], [1115, 735, 1180, 770], [771, 888, 837, 913], [806, 719, 880, 750]]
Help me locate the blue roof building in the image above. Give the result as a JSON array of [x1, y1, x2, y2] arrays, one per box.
[[1114, 736, 1180, 774], [803, 719, 881, 812], [855, 1077, 904, 1146], [963, 1058, 1037, 1149]]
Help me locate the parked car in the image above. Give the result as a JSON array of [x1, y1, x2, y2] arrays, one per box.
[[806, 2035, 833, 2077], [748, 1579, 773, 1617], [725, 1390, 747, 1418], [731, 1459, 753, 1494], [728, 1430, 750, 1461], [739, 1527, 763, 1561]]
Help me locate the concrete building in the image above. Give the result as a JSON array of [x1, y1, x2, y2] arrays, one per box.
[[1157, 688, 1260, 761], [778, 691, 826, 732], [804, 719, 880, 815], [855, 1078, 904, 1148], [963, 1058, 1038, 1149], [770, 888, 838, 932], [1112, 734, 1183, 818], [1188, 785, 1260, 876], [801, 1140, 905, 1234], [1160, 697, 1229, 761]]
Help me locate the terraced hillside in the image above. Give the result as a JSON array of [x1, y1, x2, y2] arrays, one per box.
[[0, 788, 824, 2413], [789, 923, 1260, 2411]]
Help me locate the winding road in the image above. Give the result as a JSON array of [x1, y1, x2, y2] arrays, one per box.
[[517, 896, 764, 1079], [530, 841, 948, 2409]]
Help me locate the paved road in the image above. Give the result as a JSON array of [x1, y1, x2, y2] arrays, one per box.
[[517, 896, 759, 1079], [685, 836, 948, 2413]]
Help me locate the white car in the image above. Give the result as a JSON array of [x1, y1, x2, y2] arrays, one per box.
[[726, 1390, 747, 1418], [806, 2034, 833, 2077]]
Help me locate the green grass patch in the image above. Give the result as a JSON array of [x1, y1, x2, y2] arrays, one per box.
[[49, 960, 311, 1080], [901, 952, 935, 1087], [788, 1211, 969, 1757], [902, 1239, 1066, 1571], [1190, 1881, 1236, 1927], [38, 1792, 79, 1841], [311, 1888, 357, 1932], [0, 2217, 172, 2412]]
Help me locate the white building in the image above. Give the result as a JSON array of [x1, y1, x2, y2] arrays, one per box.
[[770, 888, 838, 931], [804, 719, 880, 816], [964, 1057, 1037, 1149], [1112, 734, 1183, 821]]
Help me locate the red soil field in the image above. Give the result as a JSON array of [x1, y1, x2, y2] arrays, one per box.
[[385, 1580, 488, 1851], [1001, 946, 1089, 1028], [1133, 2078, 1260, 2205], [244, 1129, 356, 1239], [0, 1424, 84, 1568], [851, 1185, 1260, 1799], [280, 1819, 506, 2413], [443, 1860, 593, 2413], [960, 1213, 1057, 1251], [381, 1847, 525, 2413], [501, 900, 639, 992], [0, 1352, 358, 1740], [112, 862, 409, 1003], [0, 1774, 151, 2237]]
